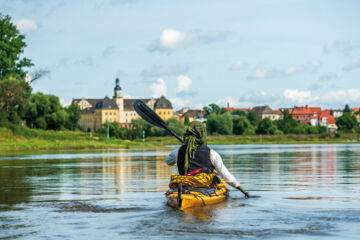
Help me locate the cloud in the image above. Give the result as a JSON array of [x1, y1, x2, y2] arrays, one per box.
[[60, 98, 71, 107], [283, 89, 315, 104], [141, 64, 189, 78], [247, 59, 321, 80], [14, 18, 38, 34], [151, 78, 167, 97], [343, 59, 360, 71], [230, 60, 246, 71], [176, 75, 196, 97], [103, 46, 116, 57], [239, 91, 279, 105], [148, 29, 230, 54], [215, 96, 241, 107], [247, 69, 271, 80], [323, 40, 360, 55], [169, 98, 193, 109], [319, 88, 360, 106]]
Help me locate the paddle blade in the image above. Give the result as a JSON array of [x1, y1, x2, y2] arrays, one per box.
[[133, 100, 166, 128]]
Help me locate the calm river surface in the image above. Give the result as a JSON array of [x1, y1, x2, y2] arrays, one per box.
[[1, 144, 360, 239]]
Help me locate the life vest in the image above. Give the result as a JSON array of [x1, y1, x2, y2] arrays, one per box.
[[177, 144, 215, 175]]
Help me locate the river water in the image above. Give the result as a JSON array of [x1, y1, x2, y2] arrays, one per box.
[[1, 144, 359, 239]]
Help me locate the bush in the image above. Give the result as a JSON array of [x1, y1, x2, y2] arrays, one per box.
[[206, 113, 233, 135]]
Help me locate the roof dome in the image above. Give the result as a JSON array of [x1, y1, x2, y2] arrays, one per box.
[[154, 96, 172, 109]]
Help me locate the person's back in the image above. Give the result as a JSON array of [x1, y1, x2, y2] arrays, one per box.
[[167, 121, 240, 188]]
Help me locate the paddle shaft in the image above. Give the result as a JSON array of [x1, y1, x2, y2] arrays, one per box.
[[236, 187, 250, 198]]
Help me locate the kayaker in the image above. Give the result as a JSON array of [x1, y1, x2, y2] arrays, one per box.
[[166, 121, 241, 189]]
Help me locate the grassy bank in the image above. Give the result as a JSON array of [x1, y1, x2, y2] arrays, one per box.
[[1, 127, 359, 152], [0, 127, 158, 152]]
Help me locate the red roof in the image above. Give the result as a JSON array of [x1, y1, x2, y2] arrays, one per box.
[[353, 107, 360, 113], [274, 110, 282, 114], [311, 110, 336, 124], [291, 105, 322, 115], [328, 118, 336, 124], [224, 107, 251, 112]]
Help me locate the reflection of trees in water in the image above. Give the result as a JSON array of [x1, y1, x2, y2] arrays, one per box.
[[0, 158, 82, 204], [337, 147, 360, 186], [0, 159, 33, 204]]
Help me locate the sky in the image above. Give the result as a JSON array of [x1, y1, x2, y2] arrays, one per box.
[[1, 0, 360, 110]]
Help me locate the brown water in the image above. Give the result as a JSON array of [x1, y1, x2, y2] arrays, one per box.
[[1, 144, 360, 239]]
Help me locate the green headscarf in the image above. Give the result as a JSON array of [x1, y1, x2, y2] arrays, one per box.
[[183, 121, 207, 173]]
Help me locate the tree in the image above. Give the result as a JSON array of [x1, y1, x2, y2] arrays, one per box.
[[344, 104, 351, 113], [275, 110, 298, 134], [203, 104, 220, 116], [231, 110, 246, 117], [65, 103, 81, 130], [0, 76, 31, 124], [232, 116, 255, 135], [166, 118, 186, 137], [206, 113, 233, 135], [0, 14, 33, 80], [256, 118, 277, 135], [24, 93, 69, 130], [336, 111, 358, 132], [247, 111, 258, 126], [184, 115, 190, 125]]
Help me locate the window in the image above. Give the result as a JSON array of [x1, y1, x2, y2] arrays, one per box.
[[168, 112, 170, 115], [126, 113, 128, 116], [105, 112, 108, 116], [109, 112, 112, 116]]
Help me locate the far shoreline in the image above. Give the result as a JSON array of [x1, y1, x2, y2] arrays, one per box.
[[1, 128, 359, 154]]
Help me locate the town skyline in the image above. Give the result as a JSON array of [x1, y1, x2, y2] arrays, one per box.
[[1, 0, 360, 109]]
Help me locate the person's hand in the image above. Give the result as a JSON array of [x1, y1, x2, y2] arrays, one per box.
[[235, 181, 241, 188]]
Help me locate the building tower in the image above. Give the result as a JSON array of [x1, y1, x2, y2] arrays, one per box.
[[113, 78, 124, 122]]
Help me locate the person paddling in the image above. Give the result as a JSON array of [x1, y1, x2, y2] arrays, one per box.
[[166, 121, 241, 189]]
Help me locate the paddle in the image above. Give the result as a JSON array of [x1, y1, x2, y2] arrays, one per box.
[[133, 100, 183, 143], [133, 100, 250, 198]]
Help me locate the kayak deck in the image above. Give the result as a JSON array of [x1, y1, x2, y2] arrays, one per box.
[[165, 180, 229, 210]]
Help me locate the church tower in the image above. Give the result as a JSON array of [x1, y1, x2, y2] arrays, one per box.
[[113, 78, 124, 122]]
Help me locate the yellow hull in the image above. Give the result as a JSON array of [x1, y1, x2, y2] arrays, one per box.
[[166, 181, 229, 210]]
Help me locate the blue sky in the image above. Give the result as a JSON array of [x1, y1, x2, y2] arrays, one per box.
[[1, 0, 360, 110]]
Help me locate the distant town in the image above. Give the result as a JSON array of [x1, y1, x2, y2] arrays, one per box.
[[73, 78, 360, 134]]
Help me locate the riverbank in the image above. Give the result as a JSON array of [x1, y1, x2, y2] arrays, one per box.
[[1, 127, 359, 152]]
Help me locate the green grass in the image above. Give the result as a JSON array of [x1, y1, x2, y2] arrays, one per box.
[[1, 126, 359, 153], [0, 127, 158, 152]]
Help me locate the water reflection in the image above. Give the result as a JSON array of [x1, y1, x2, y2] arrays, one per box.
[[1, 144, 360, 239]]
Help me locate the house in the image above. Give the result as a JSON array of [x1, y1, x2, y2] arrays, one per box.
[[310, 110, 337, 133], [223, 107, 251, 115], [180, 108, 206, 123], [353, 107, 360, 122], [290, 105, 322, 123], [251, 105, 282, 120], [330, 109, 343, 119], [78, 97, 119, 132], [73, 79, 173, 131]]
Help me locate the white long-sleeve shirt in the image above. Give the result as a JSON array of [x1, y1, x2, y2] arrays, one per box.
[[166, 147, 238, 188]]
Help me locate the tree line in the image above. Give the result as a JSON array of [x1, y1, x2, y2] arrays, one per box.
[[0, 14, 81, 131]]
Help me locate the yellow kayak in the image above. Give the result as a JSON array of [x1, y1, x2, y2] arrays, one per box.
[[165, 178, 229, 210]]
